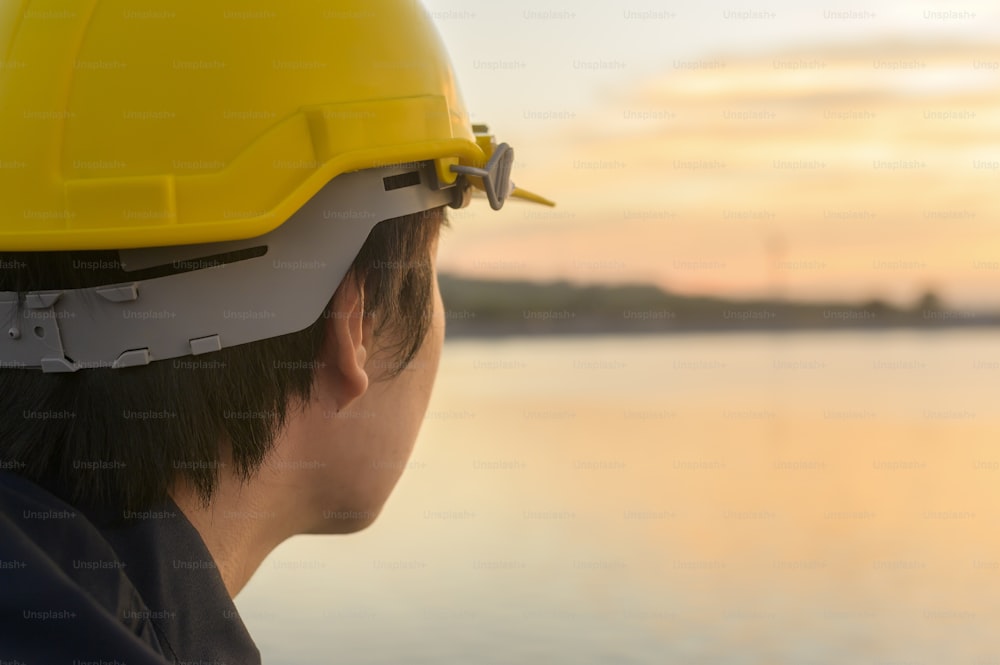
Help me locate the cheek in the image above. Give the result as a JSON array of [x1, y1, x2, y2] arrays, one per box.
[[329, 290, 445, 510], [373, 290, 444, 458], [432, 279, 445, 343]]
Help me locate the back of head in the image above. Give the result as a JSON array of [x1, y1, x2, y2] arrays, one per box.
[[0, 0, 552, 514]]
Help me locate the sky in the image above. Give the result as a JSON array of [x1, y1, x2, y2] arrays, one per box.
[[423, 0, 1000, 308]]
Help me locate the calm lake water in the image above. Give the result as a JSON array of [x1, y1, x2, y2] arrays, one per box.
[[236, 330, 1000, 664]]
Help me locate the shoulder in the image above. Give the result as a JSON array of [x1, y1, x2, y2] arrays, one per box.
[[0, 472, 170, 663]]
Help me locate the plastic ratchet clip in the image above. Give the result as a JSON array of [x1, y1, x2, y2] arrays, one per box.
[[450, 143, 515, 211]]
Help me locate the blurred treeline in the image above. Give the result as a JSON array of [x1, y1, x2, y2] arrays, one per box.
[[438, 274, 996, 337]]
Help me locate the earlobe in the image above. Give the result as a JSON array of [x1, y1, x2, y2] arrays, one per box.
[[323, 274, 370, 409]]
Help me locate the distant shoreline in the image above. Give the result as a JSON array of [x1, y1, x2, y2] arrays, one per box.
[[438, 273, 1000, 338], [443, 317, 1000, 339]]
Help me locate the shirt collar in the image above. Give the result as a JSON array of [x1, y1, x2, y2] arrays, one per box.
[[92, 500, 262, 665]]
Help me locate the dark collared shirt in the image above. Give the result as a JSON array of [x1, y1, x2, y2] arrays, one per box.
[[0, 471, 261, 664]]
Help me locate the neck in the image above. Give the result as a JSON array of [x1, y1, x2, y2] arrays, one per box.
[[170, 473, 301, 597]]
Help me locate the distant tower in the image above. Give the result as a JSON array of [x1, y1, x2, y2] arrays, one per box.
[[765, 230, 787, 301]]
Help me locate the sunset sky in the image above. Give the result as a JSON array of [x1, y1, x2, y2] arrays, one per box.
[[425, 0, 1000, 309]]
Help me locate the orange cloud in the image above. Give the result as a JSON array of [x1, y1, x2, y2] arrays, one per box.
[[439, 40, 1000, 308]]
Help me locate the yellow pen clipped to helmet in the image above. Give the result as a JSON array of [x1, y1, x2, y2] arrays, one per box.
[[0, 0, 553, 252]]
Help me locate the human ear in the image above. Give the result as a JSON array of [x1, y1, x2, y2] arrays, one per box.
[[319, 272, 371, 410]]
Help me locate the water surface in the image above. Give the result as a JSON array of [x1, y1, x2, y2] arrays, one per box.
[[237, 330, 1000, 664]]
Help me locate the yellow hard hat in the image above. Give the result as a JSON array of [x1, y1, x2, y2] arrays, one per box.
[[0, 0, 554, 372], [0, 0, 552, 252]]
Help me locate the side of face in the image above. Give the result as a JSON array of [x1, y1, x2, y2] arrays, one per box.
[[273, 248, 446, 534]]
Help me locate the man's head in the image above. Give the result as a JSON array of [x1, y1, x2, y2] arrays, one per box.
[[0, 206, 446, 527], [0, 0, 551, 558]]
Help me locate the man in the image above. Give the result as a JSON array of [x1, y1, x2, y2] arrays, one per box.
[[0, 1, 552, 662]]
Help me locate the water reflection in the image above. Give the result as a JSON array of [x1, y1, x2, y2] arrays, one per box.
[[238, 331, 1000, 664]]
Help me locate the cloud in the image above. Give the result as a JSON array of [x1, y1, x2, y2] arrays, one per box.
[[442, 39, 1000, 307]]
